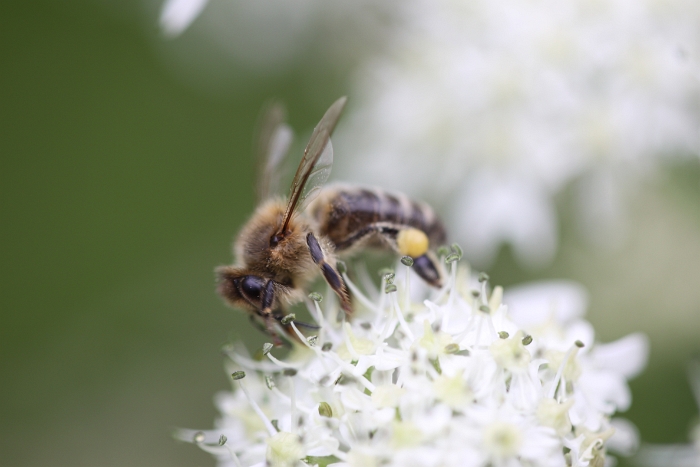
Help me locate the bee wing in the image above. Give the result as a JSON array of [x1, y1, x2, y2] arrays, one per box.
[[278, 96, 347, 234], [255, 101, 294, 203]]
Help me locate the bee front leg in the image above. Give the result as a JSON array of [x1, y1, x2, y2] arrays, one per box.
[[306, 232, 352, 314], [259, 279, 284, 346]]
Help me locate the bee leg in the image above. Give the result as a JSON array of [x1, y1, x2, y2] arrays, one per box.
[[290, 320, 321, 330], [259, 280, 285, 347], [371, 225, 443, 289], [413, 252, 443, 288], [306, 232, 352, 314]]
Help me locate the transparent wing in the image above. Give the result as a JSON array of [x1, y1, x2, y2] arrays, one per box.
[[278, 96, 347, 234], [255, 101, 294, 202]]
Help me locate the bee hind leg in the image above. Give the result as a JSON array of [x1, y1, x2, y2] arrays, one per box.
[[412, 252, 443, 288]]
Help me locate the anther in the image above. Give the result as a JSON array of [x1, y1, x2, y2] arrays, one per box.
[[444, 343, 460, 354], [445, 253, 459, 263], [385, 284, 397, 294], [318, 402, 333, 418], [451, 243, 463, 259], [478, 272, 490, 283], [284, 368, 298, 377], [575, 340, 585, 348], [271, 420, 280, 432], [231, 371, 246, 380], [322, 342, 332, 352], [401, 256, 414, 267], [471, 290, 481, 298], [336, 260, 347, 274], [498, 331, 509, 339], [378, 267, 394, 277], [307, 335, 318, 346], [522, 335, 533, 346], [309, 292, 323, 302], [193, 431, 205, 443], [479, 305, 491, 313], [281, 313, 296, 325], [262, 343, 273, 355], [219, 434, 227, 446], [265, 375, 275, 390]]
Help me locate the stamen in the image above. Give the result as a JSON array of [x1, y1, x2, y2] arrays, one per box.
[[288, 371, 297, 435], [392, 294, 415, 342], [402, 256, 412, 309], [548, 343, 581, 400], [343, 272, 381, 313], [235, 377, 277, 436], [219, 435, 243, 467], [265, 349, 303, 370], [324, 352, 376, 392]]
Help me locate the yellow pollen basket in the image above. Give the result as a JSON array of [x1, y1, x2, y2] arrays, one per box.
[[397, 228, 429, 258]]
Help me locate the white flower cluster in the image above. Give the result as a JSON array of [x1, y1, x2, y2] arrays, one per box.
[[336, 0, 700, 266], [178, 253, 648, 467]]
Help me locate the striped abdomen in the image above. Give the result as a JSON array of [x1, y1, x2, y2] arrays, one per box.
[[310, 185, 446, 253]]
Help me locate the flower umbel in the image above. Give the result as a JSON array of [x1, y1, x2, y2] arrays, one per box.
[[177, 255, 648, 466]]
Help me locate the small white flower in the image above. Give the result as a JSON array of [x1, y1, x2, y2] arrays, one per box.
[[177, 255, 647, 466]]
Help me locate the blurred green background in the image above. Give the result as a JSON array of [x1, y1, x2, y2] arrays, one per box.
[[1, 1, 698, 466]]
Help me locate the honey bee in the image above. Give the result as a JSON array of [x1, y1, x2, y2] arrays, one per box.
[[216, 97, 446, 344]]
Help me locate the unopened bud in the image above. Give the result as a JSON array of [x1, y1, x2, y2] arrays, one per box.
[[318, 401, 333, 418]]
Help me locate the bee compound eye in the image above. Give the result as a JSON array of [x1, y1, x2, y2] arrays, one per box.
[[241, 276, 266, 301]]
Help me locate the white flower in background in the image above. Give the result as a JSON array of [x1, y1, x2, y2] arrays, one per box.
[[159, 0, 209, 37], [177, 253, 649, 466], [155, 0, 699, 264], [634, 359, 700, 467], [335, 0, 700, 266]]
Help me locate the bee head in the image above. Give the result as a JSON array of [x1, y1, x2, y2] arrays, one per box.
[[216, 266, 267, 310]]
